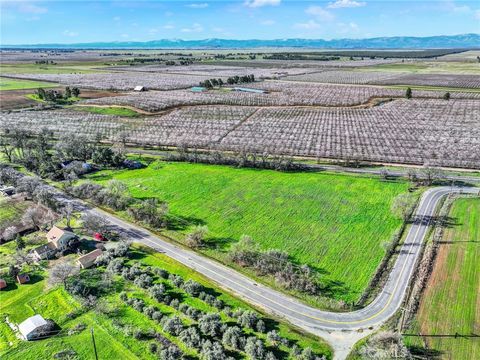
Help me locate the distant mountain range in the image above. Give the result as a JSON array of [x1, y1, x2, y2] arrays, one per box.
[[3, 34, 480, 49]]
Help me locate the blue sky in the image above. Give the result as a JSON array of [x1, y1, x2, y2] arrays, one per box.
[[1, 0, 479, 44]]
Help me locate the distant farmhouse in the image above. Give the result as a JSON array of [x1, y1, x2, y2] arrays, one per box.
[[134, 85, 146, 92]]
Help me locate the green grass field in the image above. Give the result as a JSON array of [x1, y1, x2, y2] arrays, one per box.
[[0, 77, 58, 91], [71, 105, 141, 117], [0, 245, 331, 359], [0, 63, 106, 75], [88, 161, 410, 305], [406, 198, 480, 359], [362, 61, 480, 75], [0, 198, 29, 230]]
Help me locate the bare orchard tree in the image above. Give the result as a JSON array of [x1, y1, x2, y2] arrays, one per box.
[[421, 165, 444, 186], [49, 261, 79, 288], [33, 185, 60, 211], [2, 226, 17, 242], [16, 176, 42, 198], [406, 168, 418, 184], [60, 202, 76, 229], [22, 205, 45, 230], [358, 331, 412, 359], [81, 213, 109, 235]]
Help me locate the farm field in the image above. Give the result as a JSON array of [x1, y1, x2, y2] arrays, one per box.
[[0, 63, 105, 75], [70, 105, 141, 117], [1, 72, 237, 91], [2, 98, 479, 169], [362, 60, 480, 74], [0, 245, 331, 359], [82, 82, 480, 112], [284, 71, 480, 88], [87, 161, 410, 305], [0, 77, 58, 91], [405, 198, 480, 359]]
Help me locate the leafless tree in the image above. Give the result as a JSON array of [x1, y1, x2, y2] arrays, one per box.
[[61, 202, 75, 229], [49, 261, 79, 288], [2, 226, 17, 241], [22, 205, 45, 230], [81, 213, 109, 234], [421, 166, 444, 186]]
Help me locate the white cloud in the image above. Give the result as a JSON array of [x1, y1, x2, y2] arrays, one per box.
[[244, 0, 281, 8], [305, 6, 334, 21], [113, 16, 121, 21], [121, 34, 130, 38], [442, 1, 471, 14], [181, 23, 204, 33], [163, 24, 175, 30], [294, 20, 321, 30], [63, 30, 79, 37], [19, 2, 48, 14], [475, 9, 480, 20], [186, 3, 209, 9], [261, 19, 276, 25], [327, 0, 366, 9]]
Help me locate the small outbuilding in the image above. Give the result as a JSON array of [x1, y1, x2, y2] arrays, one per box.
[[0, 279, 7, 290], [191, 86, 207, 93], [17, 273, 30, 284], [123, 159, 143, 169], [134, 86, 146, 92], [77, 249, 103, 269], [18, 314, 51, 340], [46, 226, 77, 251]]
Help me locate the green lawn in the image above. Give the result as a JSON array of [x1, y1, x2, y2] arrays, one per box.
[[0, 198, 29, 230], [405, 198, 480, 359], [71, 105, 141, 117], [0, 77, 58, 91], [88, 161, 410, 305]]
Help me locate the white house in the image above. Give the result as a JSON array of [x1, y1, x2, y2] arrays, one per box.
[[46, 226, 77, 251], [18, 315, 49, 340]]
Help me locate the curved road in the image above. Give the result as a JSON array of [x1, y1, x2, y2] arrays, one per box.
[[81, 186, 479, 334]]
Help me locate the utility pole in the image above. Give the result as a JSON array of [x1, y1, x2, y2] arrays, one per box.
[[91, 327, 99, 360]]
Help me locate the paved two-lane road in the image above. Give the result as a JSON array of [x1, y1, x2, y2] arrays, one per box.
[[81, 186, 478, 334]]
